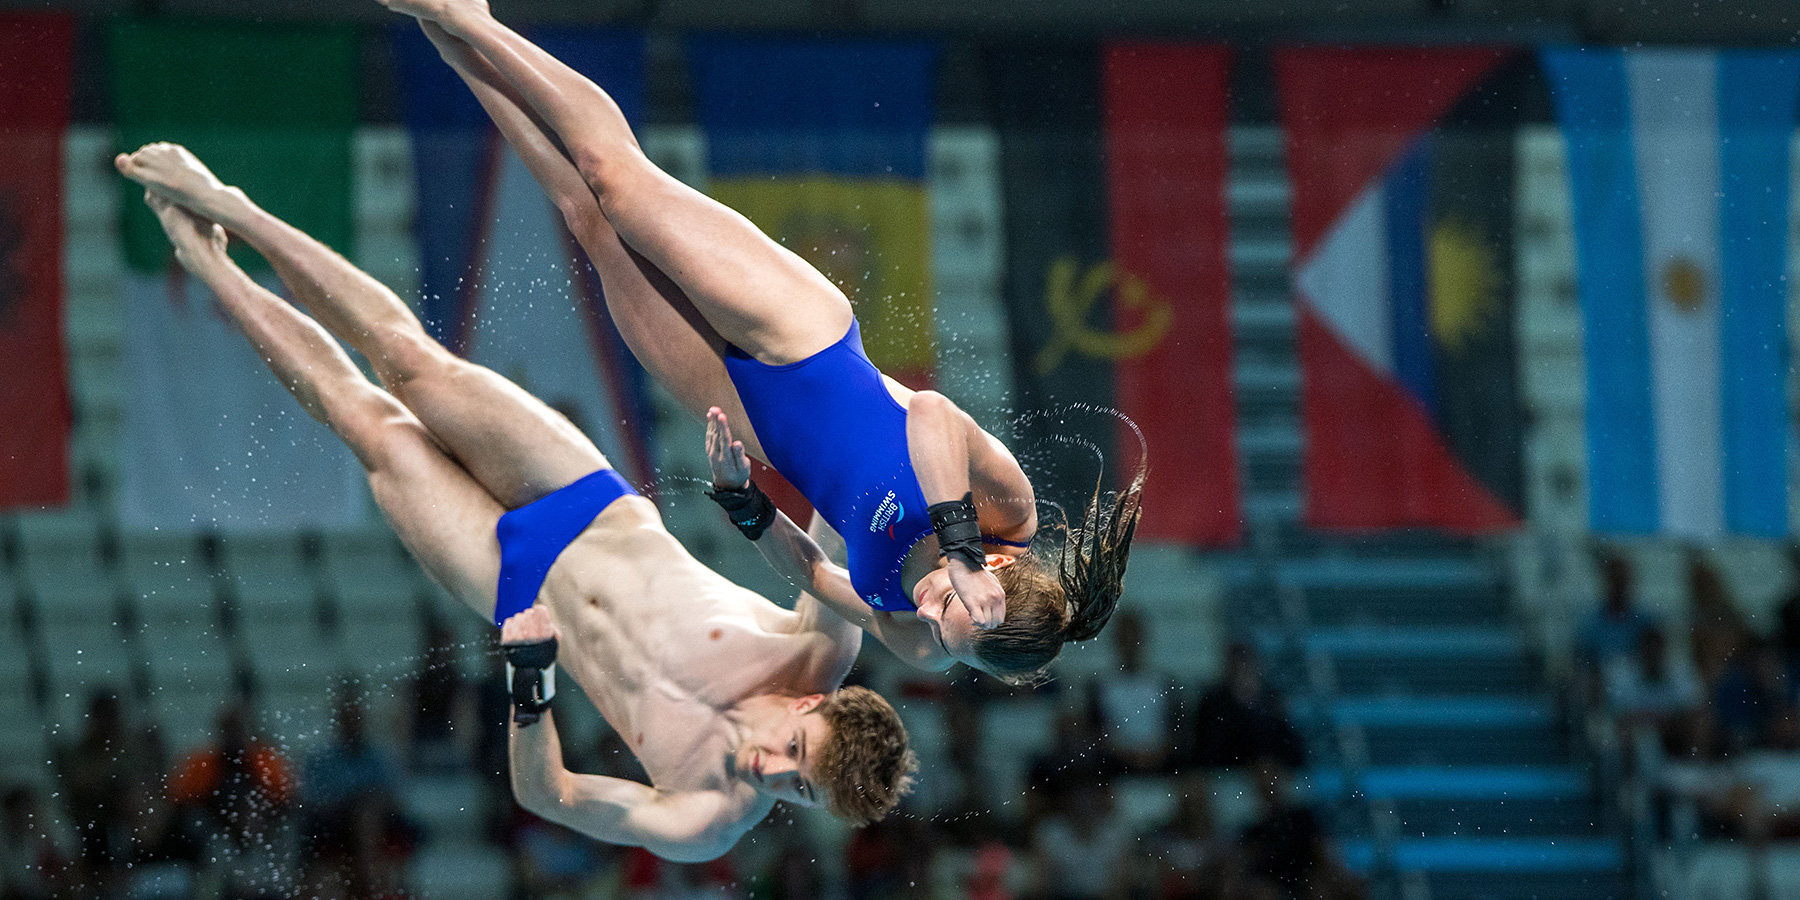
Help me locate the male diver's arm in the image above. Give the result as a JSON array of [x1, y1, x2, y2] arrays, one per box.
[[508, 713, 743, 862]]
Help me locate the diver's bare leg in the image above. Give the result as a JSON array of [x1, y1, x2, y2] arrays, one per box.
[[119, 144, 604, 508], [420, 23, 769, 458], [133, 190, 502, 616], [398, 0, 853, 365]]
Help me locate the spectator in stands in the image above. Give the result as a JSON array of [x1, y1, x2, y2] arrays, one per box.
[[1711, 636, 1795, 754], [1025, 709, 1121, 828], [1027, 780, 1133, 900], [300, 684, 421, 900], [116, 779, 202, 900], [1774, 544, 1800, 674], [1138, 773, 1270, 900], [1575, 552, 1657, 671], [1238, 759, 1362, 900], [1192, 643, 1305, 771], [167, 701, 295, 839], [1575, 552, 1659, 710], [1, 784, 71, 900], [513, 809, 610, 898], [198, 772, 303, 900], [1663, 708, 1800, 843], [1687, 553, 1749, 690], [1089, 611, 1181, 773], [1604, 625, 1702, 748], [56, 688, 157, 888], [403, 619, 474, 773]]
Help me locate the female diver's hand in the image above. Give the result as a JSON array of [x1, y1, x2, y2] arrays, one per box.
[[705, 407, 753, 490], [946, 562, 1006, 631]]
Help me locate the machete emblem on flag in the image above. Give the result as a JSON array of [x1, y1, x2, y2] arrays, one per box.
[[0, 193, 23, 327], [1035, 256, 1172, 375]]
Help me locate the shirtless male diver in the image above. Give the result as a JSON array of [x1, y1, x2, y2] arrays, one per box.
[[114, 142, 915, 862], [391, 7, 1145, 685]]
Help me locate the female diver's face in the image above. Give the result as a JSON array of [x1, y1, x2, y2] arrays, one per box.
[[912, 555, 1016, 673]]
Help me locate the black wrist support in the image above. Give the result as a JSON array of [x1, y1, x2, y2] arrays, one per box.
[[928, 492, 985, 572], [707, 481, 775, 541], [504, 637, 558, 727]]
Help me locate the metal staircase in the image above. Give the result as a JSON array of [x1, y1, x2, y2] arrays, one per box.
[[1225, 125, 1630, 900]]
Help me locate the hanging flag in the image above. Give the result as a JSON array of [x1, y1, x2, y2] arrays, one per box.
[[1280, 46, 1525, 534], [111, 20, 367, 532], [1542, 47, 1800, 537], [0, 12, 74, 509], [392, 25, 656, 489], [688, 36, 938, 388], [989, 42, 1239, 547]]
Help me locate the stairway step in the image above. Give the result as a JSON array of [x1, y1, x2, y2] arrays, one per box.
[[1293, 626, 1520, 658], [1342, 836, 1623, 872], [1389, 795, 1603, 839], [1357, 724, 1566, 767], [1319, 765, 1585, 800], [1326, 696, 1554, 729], [1332, 652, 1535, 696]]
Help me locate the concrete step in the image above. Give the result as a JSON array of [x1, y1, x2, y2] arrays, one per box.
[[1321, 696, 1567, 767], [1319, 766, 1600, 838], [1344, 837, 1628, 899]]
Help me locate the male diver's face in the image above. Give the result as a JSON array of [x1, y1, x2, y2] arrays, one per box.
[[738, 695, 832, 808], [912, 555, 1016, 673]]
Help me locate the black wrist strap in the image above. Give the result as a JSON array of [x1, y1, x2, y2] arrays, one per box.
[[706, 481, 775, 541], [928, 492, 985, 572], [504, 638, 558, 727]]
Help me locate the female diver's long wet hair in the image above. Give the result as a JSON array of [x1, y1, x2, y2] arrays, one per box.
[[971, 458, 1146, 684]]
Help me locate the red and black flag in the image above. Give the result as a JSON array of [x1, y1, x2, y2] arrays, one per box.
[[0, 12, 75, 508], [989, 42, 1239, 546]]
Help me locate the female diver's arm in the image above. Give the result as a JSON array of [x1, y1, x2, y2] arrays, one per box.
[[708, 410, 953, 670], [906, 391, 1007, 629]]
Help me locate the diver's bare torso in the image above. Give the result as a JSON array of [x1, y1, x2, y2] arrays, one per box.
[[530, 493, 859, 797]]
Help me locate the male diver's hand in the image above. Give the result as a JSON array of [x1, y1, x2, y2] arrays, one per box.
[[705, 407, 752, 491], [501, 605, 559, 648], [946, 562, 1006, 631]]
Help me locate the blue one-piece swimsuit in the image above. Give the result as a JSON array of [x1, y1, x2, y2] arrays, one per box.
[[724, 321, 932, 612]]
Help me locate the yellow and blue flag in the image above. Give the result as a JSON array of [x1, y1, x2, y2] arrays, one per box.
[[689, 36, 939, 387]]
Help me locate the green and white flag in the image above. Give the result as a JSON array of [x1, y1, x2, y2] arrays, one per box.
[[111, 20, 366, 532]]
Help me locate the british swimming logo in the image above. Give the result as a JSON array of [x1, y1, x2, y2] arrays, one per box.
[[869, 490, 904, 538]]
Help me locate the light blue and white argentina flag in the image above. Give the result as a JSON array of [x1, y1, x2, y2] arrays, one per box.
[[1541, 47, 1800, 537]]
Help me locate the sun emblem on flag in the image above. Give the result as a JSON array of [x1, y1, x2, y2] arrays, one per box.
[[1661, 257, 1707, 313], [1427, 216, 1500, 351]]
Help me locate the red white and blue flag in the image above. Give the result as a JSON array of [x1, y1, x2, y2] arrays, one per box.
[[1280, 46, 1524, 534]]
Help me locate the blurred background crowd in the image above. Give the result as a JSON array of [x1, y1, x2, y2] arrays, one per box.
[[7, 1, 1800, 898]]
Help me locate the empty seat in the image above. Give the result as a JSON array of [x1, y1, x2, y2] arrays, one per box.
[[139, 623, 239, 708], [218, 533, 319, 611], [15, 512, 119, 624], [241, 619, 344, 703], [319, 529, 426, 617], [36, 619, 137, 729], [333, 613, 424, 683], [116, 530, 214, 606], [0, 655, 47, 772], [407, 843, 513, 900], [404, 774, 489, 842]]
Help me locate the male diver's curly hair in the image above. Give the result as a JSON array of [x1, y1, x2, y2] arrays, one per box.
[[971, 460, 1146, 684]]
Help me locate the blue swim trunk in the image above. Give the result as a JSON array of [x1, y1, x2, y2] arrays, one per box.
[[493, 468, 636, 626]]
